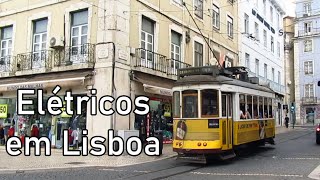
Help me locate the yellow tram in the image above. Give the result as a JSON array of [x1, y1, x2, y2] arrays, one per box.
[[172, 66, 276, 163]]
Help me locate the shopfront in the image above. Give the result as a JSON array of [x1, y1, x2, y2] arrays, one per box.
[[132, 71, 174, 144], [0, 70, 93, 147]]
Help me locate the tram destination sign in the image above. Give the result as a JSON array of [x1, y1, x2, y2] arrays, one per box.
[[178, 66, 219, 77], [7, 83, 43, 91]]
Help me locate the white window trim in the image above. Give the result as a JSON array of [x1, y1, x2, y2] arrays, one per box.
[[0, 20, 15, 57], [303, 39, 313, 53], [192, 36, 205, 67], [170, 0, 183, 9], [304, 60, 314, 76], [138, 12, 159, 54], [226, 12, 234, 39], [26, 12, 51, 53], [193, 0, 204, 22], [244, 13, 249, 34], [65, 3, 92, 49], [212, 3, 220, 30], [304, 83, 315, 97], [169, 24, 185, 63]]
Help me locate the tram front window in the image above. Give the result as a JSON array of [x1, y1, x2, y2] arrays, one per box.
[[201, 89, 219, 117], [173, 91, 180, 118], [182, 90, 198, 118]]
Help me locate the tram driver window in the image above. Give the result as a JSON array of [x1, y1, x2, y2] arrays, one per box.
[[201, 89, 219, 117], [264, 97, 268, 118], [239, 94, 246, 119], [268, 98, 273, 118], [253, 96, 259, 119], [259, 97, 263, 118], [182, 90, 198, 118], [173, 91, 180, 118]]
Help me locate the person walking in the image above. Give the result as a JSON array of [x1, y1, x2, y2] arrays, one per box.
[[0, 125, 4, 145], [285, 115, 289, 128]]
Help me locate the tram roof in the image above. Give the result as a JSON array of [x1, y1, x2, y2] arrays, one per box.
[[174, 66, 275, 93]]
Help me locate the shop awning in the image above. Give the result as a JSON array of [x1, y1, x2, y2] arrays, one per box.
[[0, 70, 93, 92], [143, 84, 173, 96], [132, 71, 174, 97]]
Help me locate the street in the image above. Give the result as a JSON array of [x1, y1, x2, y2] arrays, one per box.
[[0, 126, 319, 180]]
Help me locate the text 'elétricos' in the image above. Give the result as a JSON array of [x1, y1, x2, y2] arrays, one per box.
[[16, 85, 150, 116]]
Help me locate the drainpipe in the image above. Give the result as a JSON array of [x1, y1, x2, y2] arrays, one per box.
[[96, 42, 116, 130]]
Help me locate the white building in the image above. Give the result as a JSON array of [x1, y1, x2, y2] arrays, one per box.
[[238, 0, 286, 126]]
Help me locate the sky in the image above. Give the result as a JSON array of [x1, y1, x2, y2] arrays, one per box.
[[283, 0, 296, 17]]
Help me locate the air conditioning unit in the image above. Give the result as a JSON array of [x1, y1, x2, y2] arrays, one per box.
[[49, 36, 65, 49]]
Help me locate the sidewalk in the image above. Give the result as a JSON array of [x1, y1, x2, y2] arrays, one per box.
[[0, 144, 176, 173]]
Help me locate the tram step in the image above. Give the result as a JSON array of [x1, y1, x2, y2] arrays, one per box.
[[176, 155, 207, 164], [218, 151, 236, 160]]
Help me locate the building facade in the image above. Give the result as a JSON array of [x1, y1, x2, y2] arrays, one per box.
[[238, 0, 286, 126], [0, 0, 239, 145], [294, 0, 320, 125], [283, 16, 295, 125]]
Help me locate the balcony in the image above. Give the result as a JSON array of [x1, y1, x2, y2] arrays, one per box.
[[0, 55, 15, 77], [297, 28, 320, 37], [302, 97, 318, 105], [53, 43, 95, 71], [133, 48, 191, 79], [16, 50, 53, 75]]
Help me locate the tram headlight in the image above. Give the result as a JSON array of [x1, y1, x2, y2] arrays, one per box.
[[197, 142, 202, 146], [203, 142, 207, 146]]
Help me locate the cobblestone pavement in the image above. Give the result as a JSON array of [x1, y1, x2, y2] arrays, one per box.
[[0, 144, 175, 172], [0, 125, 309, 173]]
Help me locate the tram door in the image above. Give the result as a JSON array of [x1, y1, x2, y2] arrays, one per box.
[[222, 93, 233, 149]]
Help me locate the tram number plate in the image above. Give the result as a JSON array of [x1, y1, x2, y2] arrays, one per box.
[[0, 104, 7, 118], [208, 119, 219, 128]]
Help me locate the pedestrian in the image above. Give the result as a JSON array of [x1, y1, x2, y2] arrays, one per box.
[[68, 127, 73, 146], [0, 125, 4, 145], [8, 126, 14, 138], [31, 125, 39, 138], [71, 128, 79, 149], [285, 115, 289, 128]]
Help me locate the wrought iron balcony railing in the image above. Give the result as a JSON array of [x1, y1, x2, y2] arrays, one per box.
[[17, 50, 53, 71], [297, 28, 320, 37], [54, 43, 95, 67], [167, 58, 192, 75], [302, 97, 318, 105], [134, 48, 167, 73], [0, 55, 15, 73]]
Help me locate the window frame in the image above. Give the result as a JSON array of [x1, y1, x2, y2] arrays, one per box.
[[194, 41, 203, 67], [212, 4, 220, 29], [244, 13, 249, 34], [200, 89, 219, 118], [194, 0, 203, 19], [305, 84, 315, 97], [304, 40, 312, 52], [304, 60, 314, 75], [227, 15, 234, 38]]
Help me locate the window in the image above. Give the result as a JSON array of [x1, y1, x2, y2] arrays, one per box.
[[264, 63, 267, 79], [263, 0, 266, 16], [270, 6, 273, 24], [255, 59, 259, 76], [304, 22, 312, 34], [194, 0, 203, 19], [259, 97, 263, 118], [173, 91, 180, 118], [182, 90, 198, 118], [227, 15, 233, 38], [255, 22, 259, 40], [305, 84, 314, 97], [304, 61, 313, 75], [0, 26, 13, 70], [194, 41, 203, 67], [253, 96, 258, 119], [271, 68, 274, 81], [304, 3, 311, 14], [239, 94, 246, 119], [278, 71, 281, 84], [32, 18, 48, 68], [246, 95, 253, 119], [244, 13, 249, 34], [264, 97, 268, 118], [271, 36, 274, 53], [171, 31, 182, 73], [212, 4, 220, 29], [277, 13, 280, 30], [268, 98, 273, 118], [277, 42, 280, 57], [304, 40, 312, 52], [201, 89, 219, 117], [71, 9, 88, 63], [263, 30, 267, 47], [245, 53, 250, 69], [141, 16, 155, 66]]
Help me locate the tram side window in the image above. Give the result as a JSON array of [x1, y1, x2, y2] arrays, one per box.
[[173, 91, 180, 118], [259, 97, 263, 118], [253, 96, 259, 119], [264, 97, 268, 118], [222, 95, 227, 117], [182, 90, 198, 118], [246, 95, 253, 119], [268, 98, 273, 118], [239, 94, 246, 119], [201, 89, 219, 117]]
